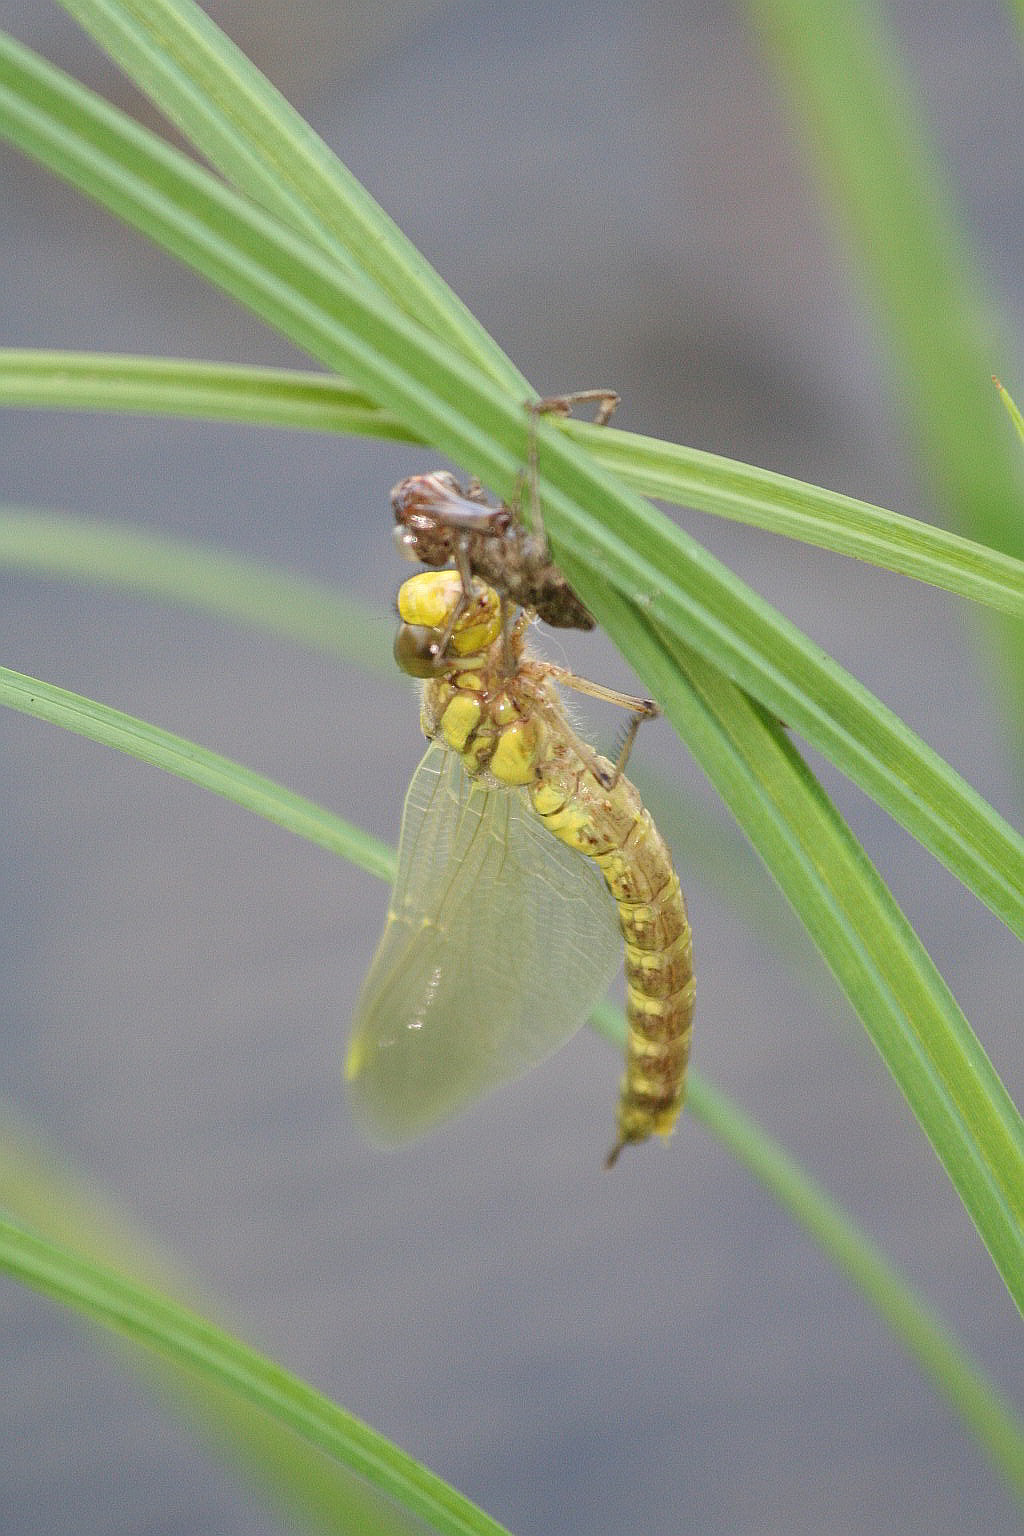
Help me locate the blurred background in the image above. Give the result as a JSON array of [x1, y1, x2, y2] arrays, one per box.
[[0, 1, 1021, 1532]]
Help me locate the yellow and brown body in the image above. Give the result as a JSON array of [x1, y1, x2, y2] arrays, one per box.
[[396, 569, 694, 1159]]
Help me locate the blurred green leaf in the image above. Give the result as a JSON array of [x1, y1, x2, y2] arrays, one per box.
[[0, 1213, 510, 1536], [744, 0, 1024, 767]]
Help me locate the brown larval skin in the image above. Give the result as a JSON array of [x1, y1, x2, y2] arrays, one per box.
[[391, 471, 597, 630], [402, 570, 694, 1163]]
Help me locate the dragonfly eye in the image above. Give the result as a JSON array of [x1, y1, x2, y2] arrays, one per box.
[[394, 622, 449, 677]]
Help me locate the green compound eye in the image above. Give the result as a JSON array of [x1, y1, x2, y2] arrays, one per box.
[[393, 622, 446, 678]]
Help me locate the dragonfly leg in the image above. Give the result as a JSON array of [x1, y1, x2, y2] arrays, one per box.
[[452, 535, 475, 601], [538, 664, 658, 786], [425, 536, 477, 658], [544, 665, 657, 718], [610, 704, 656, 782], [431, 535, 507, 661]]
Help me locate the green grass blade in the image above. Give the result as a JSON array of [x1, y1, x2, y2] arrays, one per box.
[[743, 0, 1024, 556], [744, 0, 1024, 762], [0, 1214, 510, 1536], [995, 378, 1024, 448], [572, 419, 1024, 620], [0, 31, 1021, 944], [0, 348, 413, 436], [590, 586, 1024, 1311], [0, 1118, 429, 1536], [55, 0, 528, 395], [682, 1083, 1024, 1501], [3, 350, 1024, 621], [0, 665, 394, 885], [2, 639, 1021, 1311]]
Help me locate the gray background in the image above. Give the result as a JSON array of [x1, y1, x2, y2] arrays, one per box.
[[0, 2, 1021, 1533]]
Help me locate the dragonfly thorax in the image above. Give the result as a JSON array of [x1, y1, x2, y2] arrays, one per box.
[[425, 675, 544, 786], [395, 570, 550, 788]]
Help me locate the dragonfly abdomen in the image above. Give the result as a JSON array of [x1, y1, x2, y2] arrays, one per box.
[[612, 858, 694, 1165], [530, 766, 694, 1162]]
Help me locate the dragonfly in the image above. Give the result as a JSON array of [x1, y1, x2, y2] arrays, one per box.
[[346, 565, 694, 1164]]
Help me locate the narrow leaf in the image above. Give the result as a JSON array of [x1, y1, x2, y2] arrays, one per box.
[[57, 0, 528, 393], [744, 0, 1024, 766], [0, 36, 1020, 944], [2, 351, 1023, 620], [0, 1216, 511, 1536], [0, 665, 394, 884]]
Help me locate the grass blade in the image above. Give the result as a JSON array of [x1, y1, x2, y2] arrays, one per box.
[[0, 665, 394, 884], [572, 419, 1024, 620], [3, 351, 1024, 621], [1, 32, 1021, 945], [0, 1119, 430, 1536], [0, 1214, 511, 1536], [744, 0, 1024, 763], [995, 379, 1024, 447], [56, 0, 528, 395], [0, 348, 411, 436]]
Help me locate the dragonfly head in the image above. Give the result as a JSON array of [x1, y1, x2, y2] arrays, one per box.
[[394, 570, 503, 678]]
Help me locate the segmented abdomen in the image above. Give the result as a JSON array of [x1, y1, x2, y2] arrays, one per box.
[[529, 755, 694, 1162]]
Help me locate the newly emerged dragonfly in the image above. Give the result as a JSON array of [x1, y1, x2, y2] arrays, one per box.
[[347, 567, 694, 1163]]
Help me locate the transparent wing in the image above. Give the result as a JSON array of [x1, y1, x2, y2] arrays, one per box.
[[347, 740, 623, 1143]]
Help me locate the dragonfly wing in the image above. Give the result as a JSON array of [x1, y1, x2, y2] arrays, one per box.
[[347, 740, 623, 1143]]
